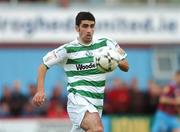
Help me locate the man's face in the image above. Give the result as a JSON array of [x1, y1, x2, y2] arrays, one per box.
[[76, 20, 95, 44]]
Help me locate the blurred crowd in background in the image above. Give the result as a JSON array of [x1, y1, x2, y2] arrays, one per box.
[[0, 0, 180, 8], [0, 78, 162, 118], [0, 80, 68, 118]]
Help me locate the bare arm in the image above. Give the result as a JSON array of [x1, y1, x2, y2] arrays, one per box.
[[37, 64, 48, 92], [32, 64, 48, 106], [159, 86, 176, 105]]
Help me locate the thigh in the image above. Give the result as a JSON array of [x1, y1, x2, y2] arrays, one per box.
[[67, 93, 100, 127], [80, 111, 103, 131], [173, 129, 180, 132]]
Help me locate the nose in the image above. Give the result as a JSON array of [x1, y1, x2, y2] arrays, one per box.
[[87, 26, 92, 33]]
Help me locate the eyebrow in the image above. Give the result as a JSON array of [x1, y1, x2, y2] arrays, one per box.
[[82, 23, 95, 27]]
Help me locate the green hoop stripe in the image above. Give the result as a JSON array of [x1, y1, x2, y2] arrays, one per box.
[[94, 105, 103, 110], [68, 88, 104, 99], [65, 40, 107, 53], [67, 56, 94, 64], [66, 68, 102, 77], [69, 80, 105, 87]]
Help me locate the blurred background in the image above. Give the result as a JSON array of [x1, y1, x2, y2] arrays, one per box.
[[0, 0, 180, 132]]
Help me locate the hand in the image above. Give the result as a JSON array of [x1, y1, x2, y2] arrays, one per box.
[[32, 91, 45, 107]]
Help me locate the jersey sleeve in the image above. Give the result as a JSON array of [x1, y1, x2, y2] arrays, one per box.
[[43, 45, 67, 68], [106, 38, 127, 60]]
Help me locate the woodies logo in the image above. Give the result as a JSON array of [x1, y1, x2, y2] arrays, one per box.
[[76, 63, 96, 70]]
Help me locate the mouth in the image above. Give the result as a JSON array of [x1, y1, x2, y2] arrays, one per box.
[[86, 34, 92, 39]]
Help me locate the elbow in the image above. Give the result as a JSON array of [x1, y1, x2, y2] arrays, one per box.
[[118, 59, 129, 72], [124, 66, 129, 72], [121, 65, 129, 72]]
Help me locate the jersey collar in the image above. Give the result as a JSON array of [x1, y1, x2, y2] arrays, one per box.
[[77, 37, 93, 46]]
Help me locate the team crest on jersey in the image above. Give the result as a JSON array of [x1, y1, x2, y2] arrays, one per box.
[[86, 51, 93, 56]]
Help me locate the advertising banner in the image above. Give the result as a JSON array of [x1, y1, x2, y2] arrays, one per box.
[[0, 119, 72, 132], [111, 116, 151, 132], [0, 8, 180, 44]]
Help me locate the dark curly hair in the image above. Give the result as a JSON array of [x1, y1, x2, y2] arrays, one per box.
[[75, 12, 95, 26]]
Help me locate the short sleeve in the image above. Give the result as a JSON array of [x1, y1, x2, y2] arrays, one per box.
[[106, 38, 127, 60], [43, 45, 67, 68]]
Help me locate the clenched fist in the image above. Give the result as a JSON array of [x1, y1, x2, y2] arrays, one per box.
[[32, 91, 46, 107]]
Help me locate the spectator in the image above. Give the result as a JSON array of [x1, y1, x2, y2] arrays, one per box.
[[22, 100, 37, 117], [145, 80, 162, 114], [47, 84, 68, 118], [9, 80, 28, 117], [18, 0, 48, 2], [0, 0, 10, 2], [0, 85, 11, 105], [151, 71, 180, 132], [0, 85, 11, 117], [58, 0, 69, 7], [27, 83, 37, 100], [0, 102, 10, 117], [49, 84, 67, 108], [105, 77, 131, 114], [105, 0, 119, 5], [47, 102, 68, 118], [129, 77, 146, 114]]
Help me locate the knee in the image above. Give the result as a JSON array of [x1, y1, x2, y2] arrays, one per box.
[[93, 125, 103, 132]]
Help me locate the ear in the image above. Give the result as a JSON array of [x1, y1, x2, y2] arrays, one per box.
[[75, 25, 80, 32]]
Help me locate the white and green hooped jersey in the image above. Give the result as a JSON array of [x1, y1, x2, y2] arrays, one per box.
[[43, 38, 127, 109]]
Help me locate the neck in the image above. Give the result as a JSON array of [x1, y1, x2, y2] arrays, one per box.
[[78, 38, 92, 46]]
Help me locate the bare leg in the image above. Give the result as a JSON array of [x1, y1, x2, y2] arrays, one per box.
[[80, 111, 103, 132], [173, 128, 180, 132]]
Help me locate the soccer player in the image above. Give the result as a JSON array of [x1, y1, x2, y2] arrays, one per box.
[[152, 70, 180, 132], [32, 12, 129, 132]]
